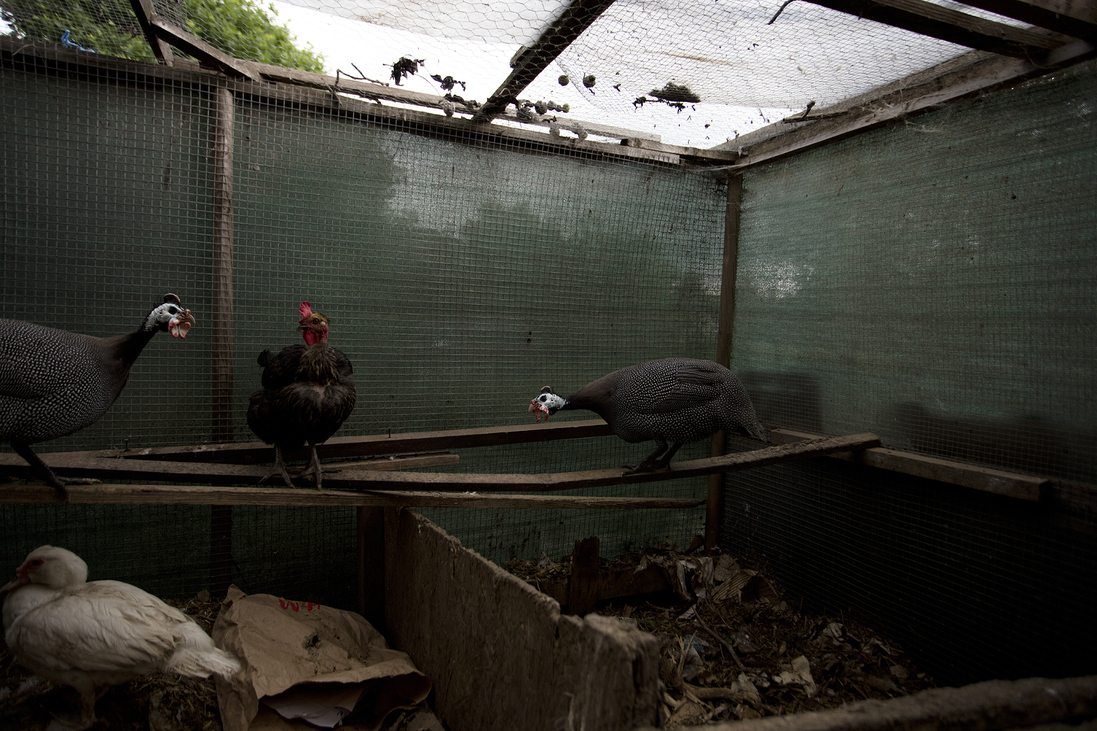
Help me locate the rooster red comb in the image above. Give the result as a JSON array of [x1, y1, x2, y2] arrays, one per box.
[[298, 301, 313, 323]]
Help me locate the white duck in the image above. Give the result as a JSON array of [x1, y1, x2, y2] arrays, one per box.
[[1, 545, 241, 730]]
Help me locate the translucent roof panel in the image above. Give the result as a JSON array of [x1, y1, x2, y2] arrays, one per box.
[[271, 0, 984, 147]]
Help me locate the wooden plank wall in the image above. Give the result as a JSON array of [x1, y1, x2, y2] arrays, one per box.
[[383, 508, 661, 731]]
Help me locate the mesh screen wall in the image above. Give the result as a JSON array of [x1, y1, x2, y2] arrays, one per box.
[[723, 59, 1097, 685], [1, 45, 724, 605]]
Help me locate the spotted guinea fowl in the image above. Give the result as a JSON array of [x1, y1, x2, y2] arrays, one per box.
[[530, 358, 768, 472], [1, 545, 240, 731], [247, 301, 356, 489], [0, 294, 195, 495]]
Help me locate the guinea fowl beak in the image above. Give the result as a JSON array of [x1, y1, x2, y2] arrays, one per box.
[[169, 309, 195, 339], [529, 399, 552, 422]]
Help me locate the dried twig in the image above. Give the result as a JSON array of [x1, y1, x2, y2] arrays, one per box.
[[693, 604, 746, 672]]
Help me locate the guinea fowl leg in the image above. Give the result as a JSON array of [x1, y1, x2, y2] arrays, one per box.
[[10, 440, 99, 498], [652, 442, 683, 470], [625, 438, 674, 474], [258, 444, 297, 488]]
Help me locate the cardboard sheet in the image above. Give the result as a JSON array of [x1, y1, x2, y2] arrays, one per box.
[[213, 586, 432, 731]]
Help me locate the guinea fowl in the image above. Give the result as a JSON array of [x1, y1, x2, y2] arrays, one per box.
[[0, 294, 195, 495], [247, 301, 356, 489], [530, 357, 768, 472], [1, 545, 241, 731]]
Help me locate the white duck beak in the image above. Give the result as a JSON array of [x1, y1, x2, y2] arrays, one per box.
[[1, 567, 29, 593]]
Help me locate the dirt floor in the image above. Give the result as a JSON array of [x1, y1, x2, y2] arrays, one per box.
[[1, 548, 936, 730], [506, 547, 939, 728]]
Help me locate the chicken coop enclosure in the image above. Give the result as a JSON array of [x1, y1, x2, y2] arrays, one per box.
[[1, 0, 1096, 727]]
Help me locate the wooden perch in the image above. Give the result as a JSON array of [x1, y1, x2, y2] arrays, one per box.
[[0, 432, 880, 492], [0, 484, 706, 510]]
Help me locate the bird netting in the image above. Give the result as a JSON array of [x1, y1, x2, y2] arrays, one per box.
[[0, 0, 1048, 146]]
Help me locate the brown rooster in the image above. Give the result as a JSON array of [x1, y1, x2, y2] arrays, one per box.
[[247, 301, 356, 488]]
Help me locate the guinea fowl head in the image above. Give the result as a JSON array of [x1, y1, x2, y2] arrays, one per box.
[[143, 293, 195, 338], [529, 386, 568, 421], [1, 545, 88, 593], [297, 301, 331, 346]]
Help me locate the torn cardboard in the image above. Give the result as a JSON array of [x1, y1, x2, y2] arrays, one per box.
[[213, 586, 431, 731]]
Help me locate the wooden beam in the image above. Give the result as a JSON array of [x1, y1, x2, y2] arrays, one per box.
[[706, 174, 746, 554], [0, 433, 880, 491], [795, 0, 1070, 57], [0, 452, 460, 486], [957, 0, 1097, 37], [0, 484, 707, 509], [724, 39, 1095, 171], [211, 84, 235, 443], [90, 420, 616, 464], [128, 0, 173, 65], [0, 38, 702, 165], [475, 0, 618, 122], [769, 428, 1050, 501], [148, 17, 261, 81]]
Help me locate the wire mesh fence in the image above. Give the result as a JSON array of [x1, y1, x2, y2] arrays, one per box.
[[723, 58, 1097, 686], [1, 0, 1094, 691], [0, 40, 726, 601]]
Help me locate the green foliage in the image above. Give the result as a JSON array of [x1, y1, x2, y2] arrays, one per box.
[[184, 0, 324, 72], [0, 0, 325, 72], [0, 0, 157, 61]]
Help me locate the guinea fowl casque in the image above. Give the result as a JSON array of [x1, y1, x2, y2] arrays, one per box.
[[530, 358, 769, 472], [1, 545, 241, 731], [247, 301, 356, 489], [0, 294, 195, 496]]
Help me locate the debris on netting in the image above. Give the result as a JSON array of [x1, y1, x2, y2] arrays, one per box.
[[651, 82, 702, 103], [389, 56, 425, 85], [507, 546, 936, 726], [430, 74, 466, 92]]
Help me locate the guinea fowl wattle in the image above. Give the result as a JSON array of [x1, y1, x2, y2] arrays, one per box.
[[247, 301, 356, 489], [1, 545, 241, 731], [530, 358, 768, 472], [0, 294, 195, 495]]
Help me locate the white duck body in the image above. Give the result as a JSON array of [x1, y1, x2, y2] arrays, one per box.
[[2, 545, 240, 730]]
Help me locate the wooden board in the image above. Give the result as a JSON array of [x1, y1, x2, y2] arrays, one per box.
[[640, 674, 1097, 731], [769, 428, 1048, 501], [384, 509, 662, 731], [0, 432, 879, 491], [0, 484, 705, 509]]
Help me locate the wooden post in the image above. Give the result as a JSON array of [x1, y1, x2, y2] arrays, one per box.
[[706, 174, 744, 554], [568, 536, 601, 616], [210, 84, 235, 597], [357, 506, 386, 630]]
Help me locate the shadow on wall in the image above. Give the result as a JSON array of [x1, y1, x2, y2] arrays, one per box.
[[738, 371, 823, 435], [893, 403, 1095, 484]]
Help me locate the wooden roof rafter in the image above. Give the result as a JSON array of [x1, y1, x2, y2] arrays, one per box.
[[127, 0, 261, 80], [474, 0, 618, 123], [957, 0, 1097, 38], [777, 0, 1076, 58]]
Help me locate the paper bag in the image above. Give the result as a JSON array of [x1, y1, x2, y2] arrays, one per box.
[[214, 586, 431, 731]]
